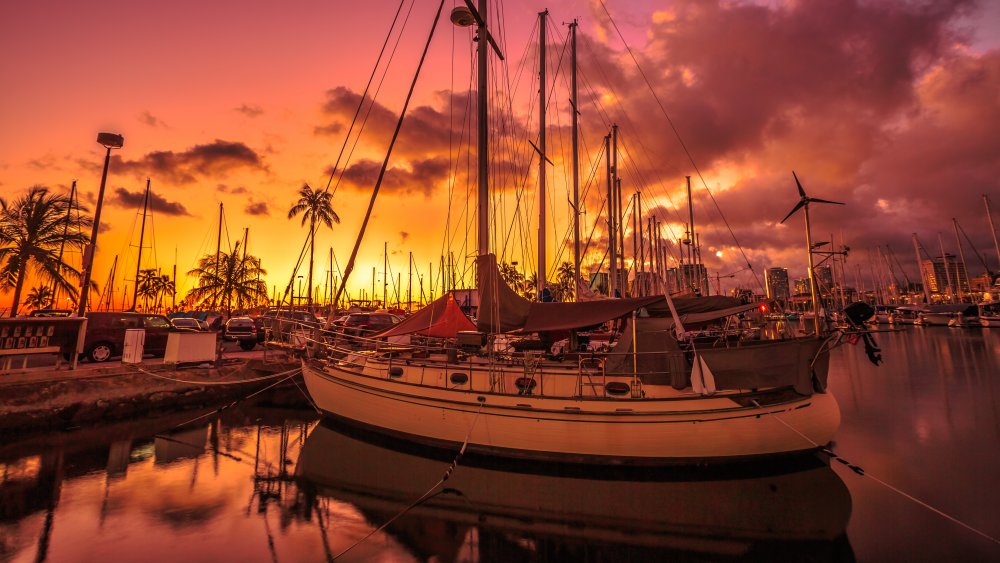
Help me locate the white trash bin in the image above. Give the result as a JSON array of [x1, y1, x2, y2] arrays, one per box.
[[122, 329, 145, 364]]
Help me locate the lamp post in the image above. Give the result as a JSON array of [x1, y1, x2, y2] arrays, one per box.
[[77, 132, 124, 317]]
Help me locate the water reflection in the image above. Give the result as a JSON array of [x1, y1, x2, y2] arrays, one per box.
[[0, 403, 854, 562], [296, 420, 853, 562]]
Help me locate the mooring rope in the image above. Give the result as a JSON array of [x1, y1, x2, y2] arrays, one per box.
[[332, 401, 485, 560], [752, 399, 1000, 546], [134, 366, 300, 386]]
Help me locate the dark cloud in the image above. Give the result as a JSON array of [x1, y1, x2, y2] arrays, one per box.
[[561, 0, 997, 284], [244, 201, 270, 216], [235, 104, 264, 117], [400, 231, 409, 242], [109, 187, 190, 216], [216, 184, 249, 194], [138, 110, 167, 128], [339, 156, 451, 197], [109, 140, 266, 184]]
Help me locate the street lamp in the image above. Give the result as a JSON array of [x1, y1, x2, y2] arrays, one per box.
[[77, 132, 124, 317]]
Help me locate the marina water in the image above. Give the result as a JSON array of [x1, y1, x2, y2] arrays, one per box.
[[1, 327, 998, 562]]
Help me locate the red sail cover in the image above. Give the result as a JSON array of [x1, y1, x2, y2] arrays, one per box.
[[377, 292, 476, 338]]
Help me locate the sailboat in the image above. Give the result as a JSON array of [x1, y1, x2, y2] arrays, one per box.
[[301, 2, 865, 464]]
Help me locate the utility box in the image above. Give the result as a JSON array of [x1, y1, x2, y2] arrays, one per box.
[[122, 329, 145, 364], [164, 332, 217, 365]]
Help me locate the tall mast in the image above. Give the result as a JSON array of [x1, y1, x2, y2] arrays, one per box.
[[52, 180, 76, 305], [104, 255, 118, 311], [383, 242, 388, 308], [631, 193, 638, 296], [613, 125, 624, 292], [172, 246, 177, 312], [985, 195, 1000, 272], [131, 178, 151, 310], [476, 0, 489, 258], [570, 19, 581, 292], [803, 203, 821, 335], [938, 233, 954, 303], [408, 252, 413, 312], [212, 203, 223, 309], [637, 192, 644, 296], [605, 134, 616, 296], [536, 9, 548, 298], [953, 218, 969, 302], [913, 233, 932, 304], [686, 175, 694, 292]]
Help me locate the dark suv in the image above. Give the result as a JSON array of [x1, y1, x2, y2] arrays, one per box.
[[82, 312, 174, 362], [342, 312, 402, 337], [224, 317, 258, 350]]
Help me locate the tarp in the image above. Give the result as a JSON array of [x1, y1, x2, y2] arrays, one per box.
[[476, 254, 531, 333], [376, 292, 475, 339], [679, 302, 763, 325], [519, 295, 664, 333]]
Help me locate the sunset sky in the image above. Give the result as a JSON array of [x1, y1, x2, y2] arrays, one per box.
[[2, 0, 999, 309]]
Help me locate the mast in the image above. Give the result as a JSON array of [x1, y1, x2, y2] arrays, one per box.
[[212, 203, 223, 309], [476, 0, 489, 258], [913, 233, 932, 304], [383, 242, 388, 308], [536, 9, 548, 298], [985, 195, 1000, 273], [131, 178, 151, 310], [938, 233, 954, 303], [172, 246, 177, 312], [408, 252, 413, 312], [613, 125, 624, 292], [803, 202, 821, 335], [570, 19, 581, 292], [686, 175, 694, 292], [631, 193, 638, 296], [52, 180, 76, 306], [637, 192, 644, 296], [953, 218, 968, 302], [605, 134, 616, 296], [104, 255, 118, 311]]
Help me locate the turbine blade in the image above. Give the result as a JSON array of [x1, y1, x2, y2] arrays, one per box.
[[792, 171, 806, 198], [807, 197, 846, 206], [780, 200, 807, 224]]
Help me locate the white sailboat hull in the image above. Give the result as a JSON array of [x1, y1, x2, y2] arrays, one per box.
[[302, 358, 840, 464]]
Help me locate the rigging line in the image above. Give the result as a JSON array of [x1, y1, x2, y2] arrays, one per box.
[[319, 0, 408, 197], [597, 0, 761, 290], [750, 400, 1000, 547], [328, 0, 447, 319], [333, 402, 485, 560], [330, 0, 418, 200]]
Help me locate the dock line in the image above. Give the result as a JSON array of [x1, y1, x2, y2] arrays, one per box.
[[753, 399, 1000, 547], [332, 401, 484, 560]]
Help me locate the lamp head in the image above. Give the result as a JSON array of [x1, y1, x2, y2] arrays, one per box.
[[97, 132, 124, 149], [450, 6, 475, 27]]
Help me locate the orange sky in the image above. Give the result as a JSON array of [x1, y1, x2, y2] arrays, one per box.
[[2, 0, 999, 310]]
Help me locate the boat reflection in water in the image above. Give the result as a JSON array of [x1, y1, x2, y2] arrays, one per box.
[[296, 420, 855, 561]]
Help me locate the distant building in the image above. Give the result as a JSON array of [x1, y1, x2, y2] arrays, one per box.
[[765, 267, 790, 303], [793, 278, 812, 296], [814, 266, 834, 296], [668, 264, 709, 296], [921, 254, 969, 295]]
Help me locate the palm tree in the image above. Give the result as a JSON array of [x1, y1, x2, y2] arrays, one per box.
[[24, 285, 54, 311], [553, 261, 575, 302], [186, 241, 268, 315], [287, 183, 339, 311], [0, 186, 92, 316], [136, 269, 161, 311]]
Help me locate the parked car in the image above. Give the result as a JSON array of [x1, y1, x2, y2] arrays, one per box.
[[224, 317, 258, 350], [81, 312, 175, 362], [341, 312, 402, 337], [170, 317, 203, 331]]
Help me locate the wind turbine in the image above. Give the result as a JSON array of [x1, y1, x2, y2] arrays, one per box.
[[780, 171, 845, 335]]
